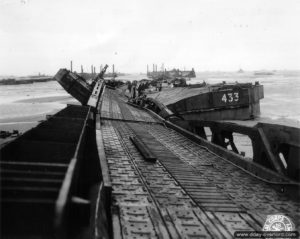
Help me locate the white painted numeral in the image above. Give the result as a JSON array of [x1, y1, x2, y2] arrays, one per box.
[[221, 94, 227, 103], [228, 93, 233, 102], [221, 92, 239, 103], [234, 92, 239, 101]]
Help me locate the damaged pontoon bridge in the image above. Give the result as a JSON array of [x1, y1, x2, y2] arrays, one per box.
[[1, 69, 299, 238]]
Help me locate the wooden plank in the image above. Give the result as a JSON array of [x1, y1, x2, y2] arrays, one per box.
[[130, 136, 157, 162]]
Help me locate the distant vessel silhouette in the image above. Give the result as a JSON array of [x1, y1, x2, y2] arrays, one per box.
[[254, 70, 274, 76]]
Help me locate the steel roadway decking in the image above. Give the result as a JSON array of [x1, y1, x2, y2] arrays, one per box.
[[98, 88, 300, 238]]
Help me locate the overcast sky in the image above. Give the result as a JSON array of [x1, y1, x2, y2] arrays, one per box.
[[0, 0, 299, 75]]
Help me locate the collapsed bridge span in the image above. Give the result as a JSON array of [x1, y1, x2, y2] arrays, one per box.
[[1, 71, 299, 238]]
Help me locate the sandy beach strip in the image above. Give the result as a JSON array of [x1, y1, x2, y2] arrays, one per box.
[[0, 108, 63, 144], [15, 95, 75, 104], [0, 95, 78, 146]]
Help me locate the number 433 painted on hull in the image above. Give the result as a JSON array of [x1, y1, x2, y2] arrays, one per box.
[[221, 92, 239, 103]]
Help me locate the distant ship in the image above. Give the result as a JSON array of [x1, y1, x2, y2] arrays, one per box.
[[103, 72, 118, 78], [78, 64, 123, 80], [147, 64, 196, 80], [254, 71, 274, 76]]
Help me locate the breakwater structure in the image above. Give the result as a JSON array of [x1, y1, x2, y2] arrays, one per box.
[[0, 76, 54, 85], [147, 64, 196, 80], [0, 67, 299, 238]]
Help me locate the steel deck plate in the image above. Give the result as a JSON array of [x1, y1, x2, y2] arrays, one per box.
[[99, 89, 300, 238]]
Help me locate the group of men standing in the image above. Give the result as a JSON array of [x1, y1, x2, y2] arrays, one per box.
[[127, 81, 151, 99]]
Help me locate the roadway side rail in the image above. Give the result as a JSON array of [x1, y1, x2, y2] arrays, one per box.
[[94, 83, 113, 238], [55, 105, 91, 237]]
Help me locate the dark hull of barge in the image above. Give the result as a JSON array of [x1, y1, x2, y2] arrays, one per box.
[[1, 69, 299, 238], [141, 82, 264, 121]]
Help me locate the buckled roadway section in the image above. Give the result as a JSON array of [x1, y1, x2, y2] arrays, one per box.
[[98, 88, 300, 238]]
